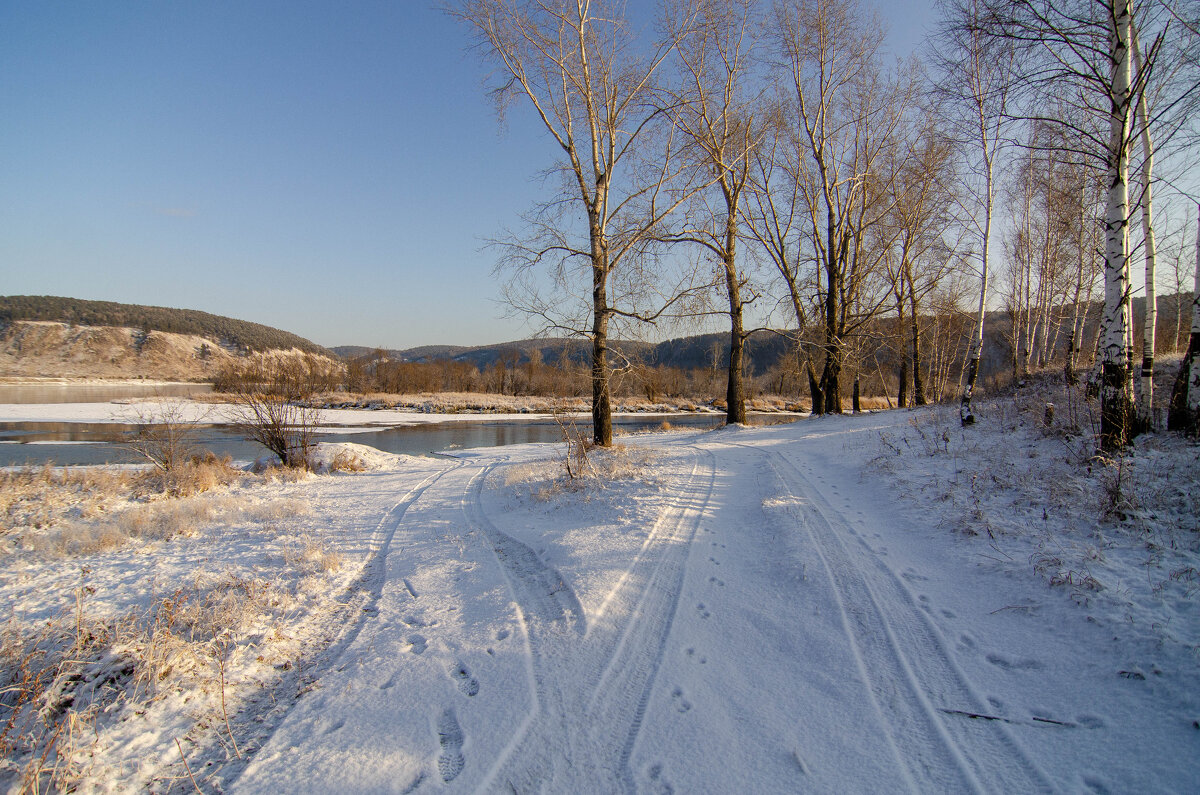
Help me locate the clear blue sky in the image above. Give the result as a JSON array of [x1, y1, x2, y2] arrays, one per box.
[[1, 1, 936, 349]]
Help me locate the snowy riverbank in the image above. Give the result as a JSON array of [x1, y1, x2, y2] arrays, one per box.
[[1, 390, 1197, 791]]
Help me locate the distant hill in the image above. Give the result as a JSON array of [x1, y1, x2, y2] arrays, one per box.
[[0, 296, 331, 356], [333, 333, 793, 374], [330, 292, 1197, 395], [332, 344, 472, 361]]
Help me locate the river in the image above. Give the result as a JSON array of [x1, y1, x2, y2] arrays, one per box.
[[0, 413, 798, 467]]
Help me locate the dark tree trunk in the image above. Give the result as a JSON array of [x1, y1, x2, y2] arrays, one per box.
[[1168, 330, 1199, 433], [852, 376, 861, 413], [807, 359, 824, 415], [724, 246, 747, 425], [1100, 360, 1131, 450], [592, 251, 613, 447], [821, 352, 842, 414], [911, 318, 926, 406], [898, 359, 908, 408]]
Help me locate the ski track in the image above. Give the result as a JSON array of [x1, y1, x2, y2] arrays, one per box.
[[469, 448, 717, 793], [724, 439, 1054, 794]]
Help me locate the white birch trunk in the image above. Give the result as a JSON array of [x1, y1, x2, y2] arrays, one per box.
[[1189, 206, 1200, 414], [1132, 22, 1157, 428], [1100, 0, 1133, 451]]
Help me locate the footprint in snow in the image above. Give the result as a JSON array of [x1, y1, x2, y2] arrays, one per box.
[[408, 634, 427, 655], [986, 652, 1043, 671], [436, 708, 465, 782], [671, 687, 692, 713], [696, 603, 711, 619], [451, 663, 480, 697], [647, 763, 674, 795]]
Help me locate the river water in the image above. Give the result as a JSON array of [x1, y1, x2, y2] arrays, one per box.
[[0, 382, 212, 404], [0, 413, 798, 467]]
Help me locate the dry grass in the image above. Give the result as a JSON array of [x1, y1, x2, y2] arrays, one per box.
[[281, 535, 343, 575], [0, 569, 298, 792], [17, 495, 312, 560], [1, 466, 134, 536], [504, 444, 659, 502], [1, 457, 248, 538], [328, 449, 367, 473], [2, 460, 310, 561]]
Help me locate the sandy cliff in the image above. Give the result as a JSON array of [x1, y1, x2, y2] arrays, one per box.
[[0, 320, 338, 381]]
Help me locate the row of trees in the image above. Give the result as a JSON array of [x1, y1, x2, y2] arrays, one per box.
[[455, 0, 1199, 450]]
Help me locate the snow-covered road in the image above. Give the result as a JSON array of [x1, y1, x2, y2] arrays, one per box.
[[190, 412, 1199, 794]]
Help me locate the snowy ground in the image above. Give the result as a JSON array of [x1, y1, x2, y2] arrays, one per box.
[[1, 390, 1198, 792]]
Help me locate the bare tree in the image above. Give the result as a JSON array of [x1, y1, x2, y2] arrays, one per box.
[[1132, 19, 1161, 427], [1166, 205, 1197, 351], [120, 399, 208, 474], [881, 109, 962, 407], [455, 0, 699, 446], [743, 103, 821, 406], [976, 0, 1135, 450], [1168, 204, 1200, 433], [934, 0, 1016, 424], [231, 390, 321, 469], [224, 363, 322, 468], [770, 0, 907, 413], [665, 0, 760, 424]]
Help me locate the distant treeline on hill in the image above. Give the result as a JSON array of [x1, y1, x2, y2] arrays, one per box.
[[0, 295, 330, 356]]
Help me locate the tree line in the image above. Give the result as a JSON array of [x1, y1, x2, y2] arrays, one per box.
[[453, 0, 1200, 451]]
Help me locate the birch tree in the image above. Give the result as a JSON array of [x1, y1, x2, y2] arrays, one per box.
[[978, 0, 1136, 450], [456, 0, 695, 445], [1132, 29, 1158, 426], [979, 0, 1199, 448], [1098, 0, 1135, 451], [936, 0, 1015, 425]]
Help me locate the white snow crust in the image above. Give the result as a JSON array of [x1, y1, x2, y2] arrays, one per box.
[[2, 399, 1197, 792]]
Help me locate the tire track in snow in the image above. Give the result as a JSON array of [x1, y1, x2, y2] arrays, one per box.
[[221, 460, 463, 788], [729, 440, 1052, 793], [355, 461, 467, 613], [467, 449, 716, 792]]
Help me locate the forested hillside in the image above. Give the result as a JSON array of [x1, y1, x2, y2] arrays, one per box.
[[0, 296, 330, 356]]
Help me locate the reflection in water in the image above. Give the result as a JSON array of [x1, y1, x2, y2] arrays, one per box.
[[0, 382, 212, 404], [0, 414, 797, 467]]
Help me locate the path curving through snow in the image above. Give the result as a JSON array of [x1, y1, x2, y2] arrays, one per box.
[[225, 417, 1194, 793]]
